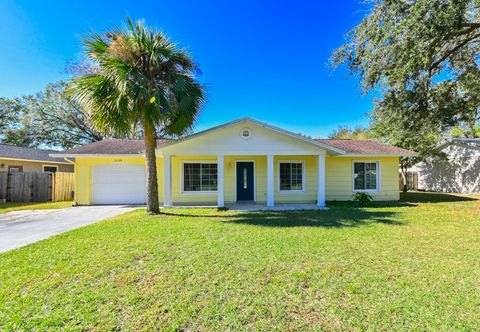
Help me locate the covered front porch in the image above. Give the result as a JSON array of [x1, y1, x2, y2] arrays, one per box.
[[161, 154, 326, 209], [167, 202, 328, 211]]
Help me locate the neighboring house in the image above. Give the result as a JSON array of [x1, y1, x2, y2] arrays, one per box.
[[411, 138, 480, 194], [0, 144, 74, 173], [52, 117, 415, 207]]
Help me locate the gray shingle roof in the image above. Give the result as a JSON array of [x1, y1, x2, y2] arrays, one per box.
[[61, 139, 171, 155], [0, 144, 68, 163], [448, 138, 480, 145], [435, 138, 480, 151], [315, 139, 416, 155], [58, 138, 415, 156]]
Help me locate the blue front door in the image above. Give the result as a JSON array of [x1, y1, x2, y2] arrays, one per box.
[[236, 162, 254, 201]]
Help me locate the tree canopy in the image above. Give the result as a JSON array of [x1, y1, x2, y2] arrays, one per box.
[[332, 0, 480, 138], [331, 0, 480, 191], [328, 125, 372, 139], [0, 82, 104, 149]]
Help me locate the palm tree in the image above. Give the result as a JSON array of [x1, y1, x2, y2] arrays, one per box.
[[70, 18, 205, 214]]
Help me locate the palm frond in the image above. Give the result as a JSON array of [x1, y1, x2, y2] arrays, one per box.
[[69, 17, 205, 138], [83, 32, 108, 60]]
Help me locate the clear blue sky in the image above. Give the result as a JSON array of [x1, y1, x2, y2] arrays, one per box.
[[0, 0, 374, 137]]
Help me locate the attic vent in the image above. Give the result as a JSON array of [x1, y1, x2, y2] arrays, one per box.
[[240, 128, 251, 139]]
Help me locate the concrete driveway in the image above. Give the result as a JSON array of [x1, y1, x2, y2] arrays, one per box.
[[0, 205, 138, 253]]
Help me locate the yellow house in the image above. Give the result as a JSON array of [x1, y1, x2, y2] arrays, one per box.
[[52, 118, 415, 208]]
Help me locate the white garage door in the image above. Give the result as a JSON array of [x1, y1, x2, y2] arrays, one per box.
[[92, 163, 146, 204]]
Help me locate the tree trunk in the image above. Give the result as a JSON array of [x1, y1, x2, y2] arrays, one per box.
[[400, 164, 408, 193], [143, 122, 160, 214]]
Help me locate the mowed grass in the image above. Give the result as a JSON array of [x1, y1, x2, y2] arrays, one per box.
[[1, 193, 480, 330], [0, 201, 72, 214]]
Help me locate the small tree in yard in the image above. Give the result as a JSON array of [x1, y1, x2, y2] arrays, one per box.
[[70, 18, 205, 214]]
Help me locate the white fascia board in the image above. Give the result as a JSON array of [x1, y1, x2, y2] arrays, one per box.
[[433, 139, 452, 151], [245, 118, 346, 154], [49, 153, 145, 158], [337, 153, 419, 157], [155, 117, 346, 155], [157, 150, 324, 156], [0, 156, 72, 165], [450, 142, 480, 152]]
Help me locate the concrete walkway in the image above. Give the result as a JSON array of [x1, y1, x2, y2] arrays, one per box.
[[0, 205, 138, 253]]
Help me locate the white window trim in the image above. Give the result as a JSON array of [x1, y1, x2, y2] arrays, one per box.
[[277, 160, 306, 194], [180, 160, 218, 195], [42, 165, 59, 173], [352, 160, 381, 192], [234, 160, 257, 202]]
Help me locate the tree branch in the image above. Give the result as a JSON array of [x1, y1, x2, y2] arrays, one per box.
[[462, 22, 480, 29], [430, 32, 480, 72]]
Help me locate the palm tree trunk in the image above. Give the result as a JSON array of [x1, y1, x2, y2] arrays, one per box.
[[143, 122, 160, 214]]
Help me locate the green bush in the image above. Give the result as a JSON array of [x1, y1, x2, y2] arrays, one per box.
[[352, 192, 374, 207]]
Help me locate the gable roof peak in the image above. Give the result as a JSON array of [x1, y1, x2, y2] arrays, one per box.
[[154, 116, 346, 154]]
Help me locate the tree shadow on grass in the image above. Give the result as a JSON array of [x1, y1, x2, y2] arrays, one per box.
[[400, 191, 478, 203], [218, 209, 404, 228], [326, 191, 478, 209], [159, 192, 478, 228]]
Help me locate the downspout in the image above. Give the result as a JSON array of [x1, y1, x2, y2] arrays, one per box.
[[63, 157, 77, 206]]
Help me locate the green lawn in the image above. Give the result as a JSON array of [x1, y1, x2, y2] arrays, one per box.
[[0, 201, 72, 214], [1, 193, 479, 330]]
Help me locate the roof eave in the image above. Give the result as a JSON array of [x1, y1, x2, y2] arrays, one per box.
[[337, 153, 419, 157], [49, 153, 145, 158], [0, 156, 72, 164], [436, 139, 480, 152], [433, 139, 451, 151]]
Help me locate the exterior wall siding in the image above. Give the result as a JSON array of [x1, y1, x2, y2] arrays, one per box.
[[74, 155, 401, 205], [412, 144, 480, 193], [224, 156, 267, 203], [274, 155, 318, 203], [171, 156, 217, 205], [326, 156, 400, 201], [0, 158, 73, 173]]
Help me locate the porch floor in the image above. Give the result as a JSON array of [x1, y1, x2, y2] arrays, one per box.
[[227, 203, 328, 211], [165, 202, 328, 211]]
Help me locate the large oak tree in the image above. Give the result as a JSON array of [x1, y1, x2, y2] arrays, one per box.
[[332, 0, 480, 134], [332, 0, 480, 190], [0, 82, 104, 148]]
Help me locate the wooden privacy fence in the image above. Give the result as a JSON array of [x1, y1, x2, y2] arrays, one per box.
[[0, 172, 74, 203], [52, 172, 75, 201], [399, 172, 418, 191]]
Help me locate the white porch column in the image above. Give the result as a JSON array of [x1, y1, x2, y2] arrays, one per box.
[[217, 154, 224, 208], [267, 154, 274, 208], [163, 154, 172, 207], [317, 154, 326, 207]]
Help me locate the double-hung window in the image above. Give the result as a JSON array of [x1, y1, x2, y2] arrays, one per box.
[[279, 161, 304, 192], [183, 162, 218, 192], [353, 162, 378, 191]]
